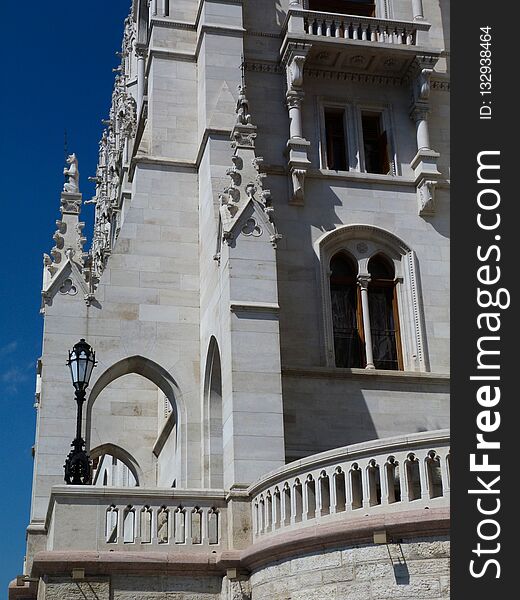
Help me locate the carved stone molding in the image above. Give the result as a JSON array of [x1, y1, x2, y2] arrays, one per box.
[[417, 178, 437, 216]]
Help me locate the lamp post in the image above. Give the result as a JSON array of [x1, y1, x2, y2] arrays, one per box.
[[64, 339, 97, 485]]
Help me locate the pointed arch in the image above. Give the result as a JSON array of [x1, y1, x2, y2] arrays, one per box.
[[203, 337, 224, 489], [85, 356, 187, 486], [90, 443, 143, 487], [315, 224, 429, 371]]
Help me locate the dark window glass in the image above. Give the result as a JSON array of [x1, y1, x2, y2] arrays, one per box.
[[309, 1, 376, 18], [330, 254, 363, 367], [368, 255, 400, 370], [324, 109, 347, 170], [362, 113, 390, 175]]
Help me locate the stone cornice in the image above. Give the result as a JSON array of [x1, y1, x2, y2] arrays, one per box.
[[150, 17, 196, 31], [230, 302, 280, 314], [148, 47, 196, 62], [244, 60, 284, 74], [132, 155, 197, 171], [305, 67, 403, 86]]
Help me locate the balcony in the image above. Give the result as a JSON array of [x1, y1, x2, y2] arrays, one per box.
[[37, 432, 448, 563], [45, 488, 227, 552], [249, 430, 450, 542], [282, 7, 438, 80]]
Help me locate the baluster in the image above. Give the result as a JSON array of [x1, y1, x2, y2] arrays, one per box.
[[318, 471, 331, 516], [379, 462, 389, 505], [371, 28, 377, 42], [418, 452, 429, 500], [317, 19, 323, 36], [334, 20, 341, 38], [325, 19, 332, 37], [406, 30, 414, 45], [352, 22, 359, 40], [344, 20, 350, 39], [283, 484, 291, 527], [361, 23, 368, 41], [307, 19, 314, 35], [396, 28, 404, 44]]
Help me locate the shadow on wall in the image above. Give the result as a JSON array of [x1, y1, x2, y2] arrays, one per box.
[[283, 370, 449, 460]]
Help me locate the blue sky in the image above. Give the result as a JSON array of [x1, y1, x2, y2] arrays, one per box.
[[0, 1, 131, 591]]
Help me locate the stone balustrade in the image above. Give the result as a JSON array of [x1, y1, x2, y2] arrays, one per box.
[[46, 488, 226, 552], [288, 9, 430, 46], [249, 430, 450, 540]]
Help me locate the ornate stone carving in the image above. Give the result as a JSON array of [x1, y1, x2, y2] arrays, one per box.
[[288, 54, 306, 88], [217, 83, 281, 251], [63, 154, 80, 194], [236, 85, 252, 125], [417, 178, 437, 216], [241, 218, 262, 237], [286, 90, 304, 110], [291, 168, 306, 205]]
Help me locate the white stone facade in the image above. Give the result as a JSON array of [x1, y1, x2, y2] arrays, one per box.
[[10, 1, 450, 598]]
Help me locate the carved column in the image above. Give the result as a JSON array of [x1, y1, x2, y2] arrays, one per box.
[[412, 0, 425, 20], [411, 105, 431, 151], [409, 56, 441, 216], [287, 91, 305, 139], [283, 44, 312, 205], [136, 46, 147, 113], [358, 276, 375, 370]]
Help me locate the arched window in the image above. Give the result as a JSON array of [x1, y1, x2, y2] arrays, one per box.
[[368, 255, 402, 370], [330, 254, 363, 368], [330, 252, 402, 370], [317, 225, 429, 372]]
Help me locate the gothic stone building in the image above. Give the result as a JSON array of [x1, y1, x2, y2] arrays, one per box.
[[10, 0, 450, 598]]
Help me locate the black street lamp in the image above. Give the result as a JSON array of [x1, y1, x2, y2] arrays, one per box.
[[64, 339, 97, 485]]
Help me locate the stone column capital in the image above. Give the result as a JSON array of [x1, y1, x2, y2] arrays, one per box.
[[135, 45, 148, 59], [410, 103, 430, 123], [286, 89, 305, 109], [358, 275, 371, 290]]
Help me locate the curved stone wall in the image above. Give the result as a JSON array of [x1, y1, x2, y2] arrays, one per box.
[[250, 536, 450, 600]]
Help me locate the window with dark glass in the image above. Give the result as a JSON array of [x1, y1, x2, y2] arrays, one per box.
[[324, 109, 348, 171], [361, 112, 390, 175], [330, 254, 363, 367], [309, 0, 376, 18], [368, 255, 402, 370]]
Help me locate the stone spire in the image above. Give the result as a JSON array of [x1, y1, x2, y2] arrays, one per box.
[[41, 155, 91, 311], [217, 85, 281, 255]]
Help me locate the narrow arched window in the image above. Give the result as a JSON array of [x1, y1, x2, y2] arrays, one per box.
[[330, 254, 363, 368], [368, 255, 402, 370]]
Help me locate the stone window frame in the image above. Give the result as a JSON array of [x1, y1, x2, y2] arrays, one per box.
[[315, 224, 429, 372], [317, 99, 399, 176]]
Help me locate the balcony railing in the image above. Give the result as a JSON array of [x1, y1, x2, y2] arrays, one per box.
[[46, 488, 227, 552], [286, 9, 431, 47], [249, 430, 450, 540]]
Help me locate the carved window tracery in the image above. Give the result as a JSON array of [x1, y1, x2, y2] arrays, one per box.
[[317, 225, 429, 372]]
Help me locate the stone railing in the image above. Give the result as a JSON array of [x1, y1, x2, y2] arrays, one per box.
[[46, 487, 226, 552], [249, 430, 450, 539], [287, 9, 430, 46]]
